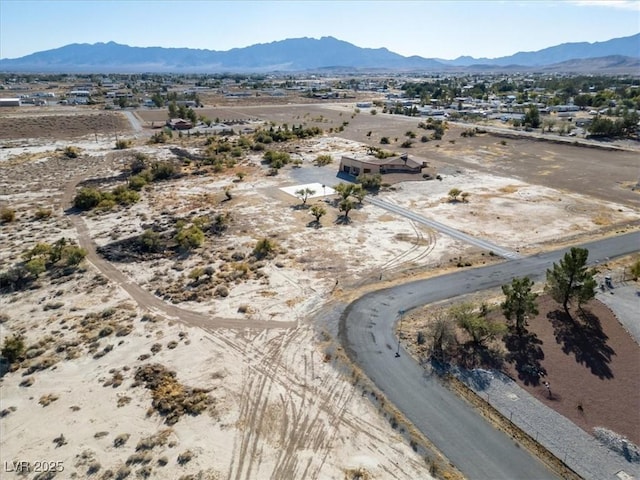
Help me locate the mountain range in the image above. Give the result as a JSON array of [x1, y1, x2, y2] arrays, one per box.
[[0, 34, 638, 73]]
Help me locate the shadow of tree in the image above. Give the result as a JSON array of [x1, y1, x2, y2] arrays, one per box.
[[547, 309, 615, 379], [456, 342, 504, 371], [334, 215, 351, 225], [503, 328, 546, 386], [306, 220, 322, 229]]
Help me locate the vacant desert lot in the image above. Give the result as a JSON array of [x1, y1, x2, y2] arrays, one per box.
[[1, 104, 639, 479]]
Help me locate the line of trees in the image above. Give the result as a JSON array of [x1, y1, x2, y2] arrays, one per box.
[[424, 247, 598, 365]]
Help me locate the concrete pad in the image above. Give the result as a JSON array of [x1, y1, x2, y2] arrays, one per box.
[[280, 182, 336, 198]]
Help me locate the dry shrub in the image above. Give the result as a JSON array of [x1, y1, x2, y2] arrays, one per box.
[[113, 433, 130, 448], [39, 394, 59, 407], [134, 364, 214, 425], [136, 429, 173, 451], [344, 467, 370, 480]]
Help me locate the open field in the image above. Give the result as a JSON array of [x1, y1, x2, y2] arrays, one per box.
[[1, 103, 639, 479]]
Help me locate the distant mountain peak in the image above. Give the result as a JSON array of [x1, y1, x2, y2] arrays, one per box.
[[0, 33, 638, 73]]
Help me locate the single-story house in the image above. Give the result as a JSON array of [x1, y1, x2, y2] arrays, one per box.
[[166, 118, 193, 130], [339, 153, 427, 176]]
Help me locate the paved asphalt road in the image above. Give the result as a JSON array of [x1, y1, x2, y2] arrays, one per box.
[[341, 231, 640, 480]]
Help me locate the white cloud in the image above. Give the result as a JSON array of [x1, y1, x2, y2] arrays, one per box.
[[566, 0, 640, 11]]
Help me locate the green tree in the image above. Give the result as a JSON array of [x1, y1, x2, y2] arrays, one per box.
[[333, 182, 354, 201], [350, 184, 367, 204], [429, 311, 455, 361], [501, 277, 538, 335], [151, 92, 164, 108], [295, 187, 316, 205], [339, 198, 355, 220], [545, 247, 597, 314], [168, 101, 178, 119], [524, 104, 541, 128], [1, 334, 25, 363], [309, 204, 326, 224], [451, 303, 505, 347]]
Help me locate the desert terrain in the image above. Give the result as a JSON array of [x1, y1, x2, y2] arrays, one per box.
[[1, 101, 639, 479]]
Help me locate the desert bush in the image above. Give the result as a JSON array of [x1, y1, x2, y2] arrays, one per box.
[[150, 131, 169, 144], [252, 238, 277, 259], [113, 433, 130, 448], [44, 301, 65, 311], [52, 433, 67, 447], [134, 363, 214, 425], [401, 140, 413, 148], [20, 377, 34, 387], [177, 450, 194, 465], [263, 150, 291, 169], [115, 465, 131, 479], [130, 153, 148, 174], [151, 162, 176, 181], [136, 466, 152, 478], [115, 139, 132, 150], [176, 225, 204, 251], [125, 452, 152, 465], [313, 154, 333, 166], [215, 285, 229, 297], [357, 173, 382, 191], [87, 461, 102, 475], [139, 230, 165, 253], [39, 394, 59, 406], [112, 186, 140, 206], [74, 188, 103, 210], [64, 146, 81, 158], [1, 334, 25, 363], [0, 266, 32, 291], [128, 175, 148, 191], [136, 429, 172, 451], [34, 207, 53, 220], [157, 456, 168, 467], [380, 137, 390, 144], [1, 207, 16, 223]]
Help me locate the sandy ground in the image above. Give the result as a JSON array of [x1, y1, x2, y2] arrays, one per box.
[[1, 107, 639, 479]]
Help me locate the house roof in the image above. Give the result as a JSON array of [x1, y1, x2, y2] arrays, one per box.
[[342, 154, 423, 169]]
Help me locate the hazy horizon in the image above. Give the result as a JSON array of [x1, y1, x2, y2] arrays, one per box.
[[1, 0, 639, 60]]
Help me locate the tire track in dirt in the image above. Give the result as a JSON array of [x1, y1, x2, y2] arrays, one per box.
[[208, 327, 386, 480]]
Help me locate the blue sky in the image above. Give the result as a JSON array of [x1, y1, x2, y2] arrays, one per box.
[[1, 0, 638, 59]]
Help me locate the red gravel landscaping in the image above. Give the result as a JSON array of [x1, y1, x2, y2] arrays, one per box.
[[501, 295, 640, 444]]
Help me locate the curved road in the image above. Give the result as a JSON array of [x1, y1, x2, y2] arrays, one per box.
[[65, 153, 638, 477], [341, 231, 640, 480]]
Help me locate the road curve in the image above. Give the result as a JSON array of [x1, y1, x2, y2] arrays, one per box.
[[340, 230, 640, 480]]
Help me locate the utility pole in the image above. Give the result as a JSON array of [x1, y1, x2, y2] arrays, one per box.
[[395, 310, 405, 358]]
